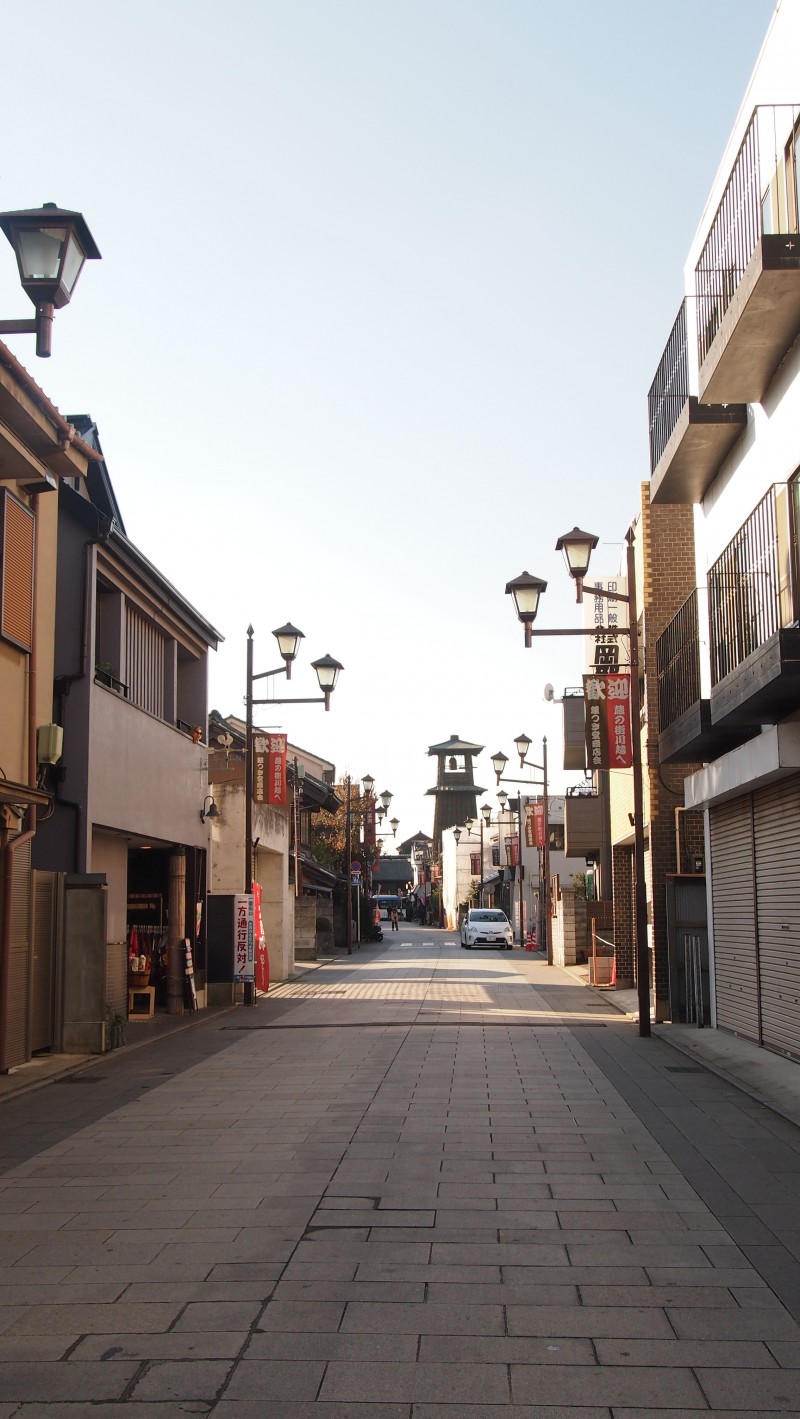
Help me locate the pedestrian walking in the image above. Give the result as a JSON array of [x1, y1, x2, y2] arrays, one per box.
[[390, 906, 399, 932]]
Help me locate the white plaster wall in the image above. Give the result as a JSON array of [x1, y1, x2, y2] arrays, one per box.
[[208, 780, 293, 982], [442, 829, 478, 929], [91, 831, 129, 945], [89, 684, 208, 849]]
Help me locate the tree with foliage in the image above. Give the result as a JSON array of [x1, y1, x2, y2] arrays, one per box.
[[311, 783, 382, 877]]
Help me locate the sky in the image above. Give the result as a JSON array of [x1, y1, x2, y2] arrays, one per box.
[[0, 0, 780, 843]]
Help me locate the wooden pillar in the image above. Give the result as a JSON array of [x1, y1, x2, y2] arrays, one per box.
[[167, 849, 186, 1016]]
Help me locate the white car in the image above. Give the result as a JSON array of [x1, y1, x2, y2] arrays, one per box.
[[461, 909, 514, 949]]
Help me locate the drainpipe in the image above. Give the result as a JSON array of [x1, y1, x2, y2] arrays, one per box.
[[53, 517, 112, 873], [674, 806, 686, 874]]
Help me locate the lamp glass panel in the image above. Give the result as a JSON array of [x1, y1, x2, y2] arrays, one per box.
[[17, 226, 65, 280], [481, 805, 492, 824], [60, 232, 85, 295], [512, 585, 541, 619], [275, 630, 302, 660], [314, 659, 339, 690], [491, 752, 508, 774]]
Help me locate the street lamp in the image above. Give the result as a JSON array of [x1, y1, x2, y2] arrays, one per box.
[[505, 523, 650, 1038], [492, 737, 550, 956], [504, 572, 548, 648], [0, 203, 101, 357], [245, 622, 343, 907], [555, 526, 600, 601]]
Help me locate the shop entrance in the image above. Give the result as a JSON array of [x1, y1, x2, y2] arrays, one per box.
[[126, 845, 206, 1016]]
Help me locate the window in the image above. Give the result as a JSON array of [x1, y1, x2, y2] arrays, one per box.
[[469, 853, 481, 876], [0, 491, 34, 652], [125, 604, 166, 717]]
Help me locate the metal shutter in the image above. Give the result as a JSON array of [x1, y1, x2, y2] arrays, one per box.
[[710, 796, 759, 1041], [754, 778, 800, 1061]]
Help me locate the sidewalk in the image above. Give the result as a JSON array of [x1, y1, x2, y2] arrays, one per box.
[[559, 956, 800, 1133], [0, 956, 334, 1106]]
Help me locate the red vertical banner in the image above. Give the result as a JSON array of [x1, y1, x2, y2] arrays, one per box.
[[364, 799, 376, 849], [267, 733, 288, 804], [253, 882, 269, 994], [527, 801, 546, 848], [584, 673, 632, 769]]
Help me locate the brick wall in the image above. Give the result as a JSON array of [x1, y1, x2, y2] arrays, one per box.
[[640, 484, 703, 1012]]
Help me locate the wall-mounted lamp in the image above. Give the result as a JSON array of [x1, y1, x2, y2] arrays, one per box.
[[0, 203, 101, 357], [201, 795, 220, 823]]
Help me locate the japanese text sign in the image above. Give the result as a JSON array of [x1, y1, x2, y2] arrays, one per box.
[[234, 893, 255, 981], [584, 672, 633, 770]]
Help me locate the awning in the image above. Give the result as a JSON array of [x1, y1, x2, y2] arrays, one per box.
[[0, 779, 51, 808]]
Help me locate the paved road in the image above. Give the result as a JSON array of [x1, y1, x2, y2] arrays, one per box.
[[1, 926, 800, 1415]]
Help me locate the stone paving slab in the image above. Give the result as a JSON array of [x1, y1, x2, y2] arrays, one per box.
[[2, 934, 800, 1413]]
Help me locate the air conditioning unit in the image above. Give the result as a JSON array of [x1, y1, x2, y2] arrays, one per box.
[[37, 723, 63, 766]]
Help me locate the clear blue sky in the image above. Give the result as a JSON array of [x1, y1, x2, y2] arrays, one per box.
[[0, 0, 779, 838]]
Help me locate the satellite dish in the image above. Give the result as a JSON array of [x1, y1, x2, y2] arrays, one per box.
[[217, 732, 234, 748], [543, 683, 555, 702]]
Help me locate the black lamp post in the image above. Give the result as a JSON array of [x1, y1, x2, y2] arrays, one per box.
[[0, 204, 101, 357], [491, 737, 550, 956], [345, 775, 380, 953], [506, 524, 650, 1038], [244, 625, 343, 990]]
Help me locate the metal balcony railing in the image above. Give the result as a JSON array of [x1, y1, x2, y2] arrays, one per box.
[[656, 589, 703, 731], [648, 301, 689, 474], [708, 484, 791, 686], [696, 104, 800, 368]]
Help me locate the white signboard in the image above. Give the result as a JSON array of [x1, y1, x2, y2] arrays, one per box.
[[584, 577, 628, 674], [234, 893, 255, 981]]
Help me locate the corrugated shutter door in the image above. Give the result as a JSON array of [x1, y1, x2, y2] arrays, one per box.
[[710, 796, 759, 1041], [754, 778, 800, 1061]]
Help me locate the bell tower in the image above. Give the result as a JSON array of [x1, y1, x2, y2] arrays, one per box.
[[426, 733, 485, 850]]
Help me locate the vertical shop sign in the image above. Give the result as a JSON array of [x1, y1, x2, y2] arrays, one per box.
[[584, 672, 633, 770], [268, 734, 287, 805], [527, 801, 546, 847], [234, 893, 255, 981], [364, 799, 376, 849], [253, 736, 267, 803], [584, 578, 628, 673]]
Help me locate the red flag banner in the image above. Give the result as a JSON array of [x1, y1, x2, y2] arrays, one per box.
[[584, 673, 633, 770]]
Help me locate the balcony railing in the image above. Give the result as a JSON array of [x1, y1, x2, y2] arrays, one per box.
[[648, 302, 689, 473], [708, 484, 793, 686], [656, 590, 704, 732], [696, 105, 799, 369]]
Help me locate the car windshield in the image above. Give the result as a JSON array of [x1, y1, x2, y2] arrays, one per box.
[[470, 912, 506, 922]]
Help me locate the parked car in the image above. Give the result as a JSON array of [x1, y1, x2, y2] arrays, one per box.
[[460, 909, 514, 949]]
